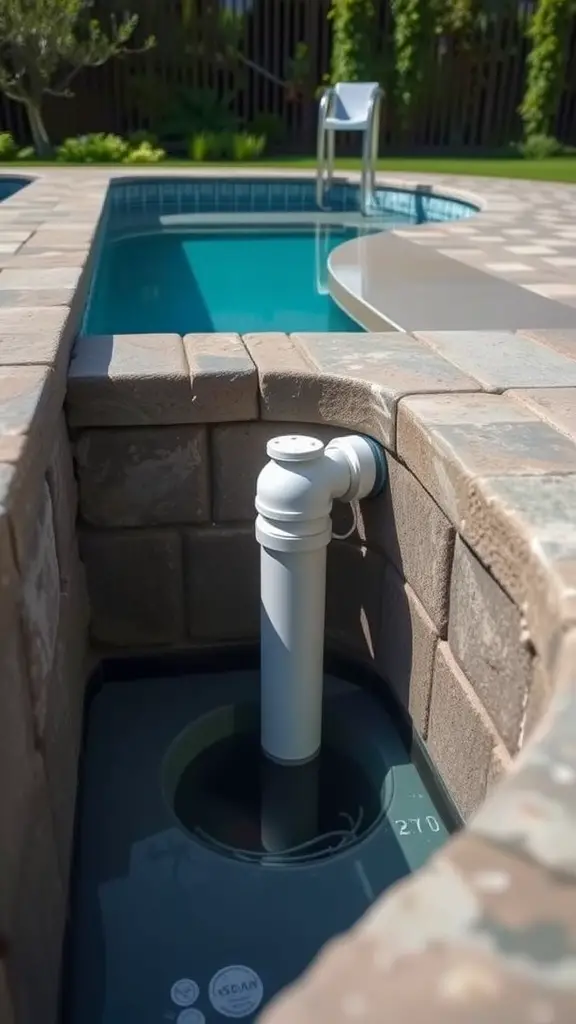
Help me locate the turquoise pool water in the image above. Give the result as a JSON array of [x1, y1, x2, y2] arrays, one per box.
[[85, 226, 369, 335]]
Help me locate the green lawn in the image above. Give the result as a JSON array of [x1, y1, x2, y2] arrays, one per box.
[[3, 155, 576, 183], [258, 155, 576, 182]]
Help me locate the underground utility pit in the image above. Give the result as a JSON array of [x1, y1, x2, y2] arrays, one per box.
[[64, 663, 457, 1024]]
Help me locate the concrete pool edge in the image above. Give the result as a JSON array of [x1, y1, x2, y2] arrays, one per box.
[[1, 168, 576, 1021]]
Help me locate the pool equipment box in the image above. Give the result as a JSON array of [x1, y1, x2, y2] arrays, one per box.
[[65, 670, 450, 1024]]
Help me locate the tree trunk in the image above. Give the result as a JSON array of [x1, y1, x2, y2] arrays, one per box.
[[25, 100, 52, 157]]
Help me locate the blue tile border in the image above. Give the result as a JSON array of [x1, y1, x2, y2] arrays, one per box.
[[107, 176, 477, 224]]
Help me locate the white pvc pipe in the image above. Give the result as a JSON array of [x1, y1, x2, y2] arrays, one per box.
[[255, 434, 385, 766], [260, 544, 327, 764]]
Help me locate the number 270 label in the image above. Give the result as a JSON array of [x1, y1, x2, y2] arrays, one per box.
[[394, 816, 440, 837]]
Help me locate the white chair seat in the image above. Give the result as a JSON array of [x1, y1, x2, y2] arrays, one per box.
[[325, 83, 380, 132], [325, 116, 368, 132]]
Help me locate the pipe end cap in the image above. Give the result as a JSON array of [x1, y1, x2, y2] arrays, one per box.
[[267, 435, 325, 463]]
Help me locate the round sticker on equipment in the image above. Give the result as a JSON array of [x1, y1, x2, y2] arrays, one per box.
[[208, 965, 264, 1018], [176, 1009, 205, 1024], [170, 979, 200, 1007]]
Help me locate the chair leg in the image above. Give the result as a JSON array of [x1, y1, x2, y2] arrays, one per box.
[[326, 130, 335, 193], [360, 128, 371, 214], [316, 121, 327, 208]]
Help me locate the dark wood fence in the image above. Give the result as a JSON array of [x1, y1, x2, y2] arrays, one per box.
[[1, 0, 576, 152]]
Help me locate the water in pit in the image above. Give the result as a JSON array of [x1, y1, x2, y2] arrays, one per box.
[[64, 660, 458, 1024], [173, 729, 380, 862]]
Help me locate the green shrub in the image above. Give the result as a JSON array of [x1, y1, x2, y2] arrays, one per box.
[[231, 132, 266, 161], [17, 146, 36, 160], [128, 129, 159, 148], [124, 141, 166, 164], [162, 89, 237, 143], [188, 131, 235, 161], [189, 131, 212, 161], [56, 133, 130, 163], [0, 132, 18, 160], [517, 133, 565, 159]]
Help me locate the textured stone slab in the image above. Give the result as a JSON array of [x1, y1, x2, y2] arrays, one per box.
[[397, 391, 576, 524], [465, 474, 576, 663], [0, 436, 25, 462], [0, 330, 66, 367], [242, 333, 319, 419], [415, 330, 576, 391], [427, 642, 506, 819], [184, 526, 260, 641], [80, 528, 185, 646], [507, 387, 576, 441], [518, 328, 576, 359], [0, 366, 56, 436], [332, 453, 454, 635], [262, 829, 576, 1024], [183, 334, 258, 421], [471, 628, 576, 878], [0, 305, 70, 335], [20, 484, 60, 737], [42, 551, 88, 880], [244, 332, 480, 449], [0, 512, 36, 935], [67, 334, 194, 426], [0, 267, 82, 290], [448, 537, 531, 753], [75, 426, 210, 527], [20, 230, 97, 252], [377, 565, 438, 737], [45, 416, 79, 587], [0, 367, 62, 568], [0, 288, 74, 307], [1, 250, 89, 270]]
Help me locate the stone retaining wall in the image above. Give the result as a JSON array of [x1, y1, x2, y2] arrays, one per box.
[[69, 329, 567, 826], [0, 317, 89, 1024]]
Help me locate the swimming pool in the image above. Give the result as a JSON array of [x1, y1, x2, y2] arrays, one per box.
[[0, 175, 30, 201], [83, 177, 476, 336]]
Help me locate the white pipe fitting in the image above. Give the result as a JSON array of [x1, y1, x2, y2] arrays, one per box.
[[255, 434, 386, 765]]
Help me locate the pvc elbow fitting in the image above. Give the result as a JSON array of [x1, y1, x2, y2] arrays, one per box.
[[255, 434, 386, 554]]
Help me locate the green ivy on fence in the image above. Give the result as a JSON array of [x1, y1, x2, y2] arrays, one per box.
[[520, 0, 572, 141], [329, 0, 377, 83]]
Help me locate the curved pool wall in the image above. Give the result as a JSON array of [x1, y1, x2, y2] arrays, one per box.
[[105, 175, 478, 222], [0, 175, 31, 201]]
